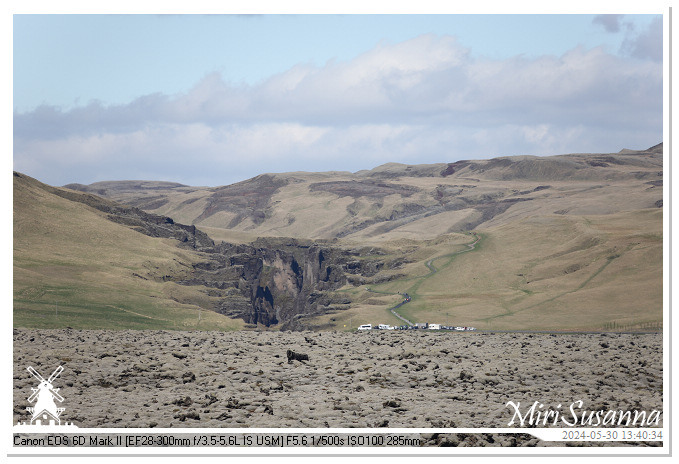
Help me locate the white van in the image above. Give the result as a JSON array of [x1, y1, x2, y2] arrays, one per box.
[[358, 324, 372, 331]]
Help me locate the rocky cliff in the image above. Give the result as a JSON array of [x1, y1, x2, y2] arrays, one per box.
[[21, 172, 390, 329], [178, 238, 387, 330]]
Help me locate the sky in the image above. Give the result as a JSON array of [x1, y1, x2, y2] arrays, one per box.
[[11, 7, 667, 187]]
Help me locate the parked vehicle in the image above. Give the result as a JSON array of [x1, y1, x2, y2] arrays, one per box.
[[358, 324, 372, 331]]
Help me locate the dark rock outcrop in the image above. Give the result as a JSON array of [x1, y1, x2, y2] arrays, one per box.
[[185, 238, 387, 329], [17, 172, 387, 329], [286, 350, 309, 363]]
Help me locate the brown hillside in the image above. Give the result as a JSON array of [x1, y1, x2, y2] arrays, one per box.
[[14, 144, 663, 331]]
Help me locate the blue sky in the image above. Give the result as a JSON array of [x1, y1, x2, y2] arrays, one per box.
[[11, 7, 667, 187], [13, 14, 661, 112]]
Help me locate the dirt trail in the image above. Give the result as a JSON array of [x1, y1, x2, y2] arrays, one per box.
[[373, 233, 481, 326]]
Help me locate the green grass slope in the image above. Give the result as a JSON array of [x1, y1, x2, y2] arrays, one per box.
[[19, 145, 663, 332], [13, 173, 243, 330], [304, 207, 662, 332]]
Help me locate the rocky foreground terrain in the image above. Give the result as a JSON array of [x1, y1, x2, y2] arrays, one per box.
[[13, 329, 663, 447]]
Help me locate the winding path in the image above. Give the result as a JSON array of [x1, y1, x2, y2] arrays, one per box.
[[389, 298, 414, 326], [369, 233, 481, 327], [424, 233, 480, 276]]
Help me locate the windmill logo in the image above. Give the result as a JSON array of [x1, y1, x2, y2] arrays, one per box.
[[15, 365, 77, 428]]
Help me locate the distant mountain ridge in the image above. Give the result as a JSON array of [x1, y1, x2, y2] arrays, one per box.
[[63, 144, 663, 242]]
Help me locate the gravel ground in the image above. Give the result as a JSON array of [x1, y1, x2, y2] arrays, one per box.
[[13, 329, 663, 447]]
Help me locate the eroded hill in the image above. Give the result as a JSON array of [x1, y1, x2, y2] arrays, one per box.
[[14, 173, 403, 330], [65, 144, 663, 243]]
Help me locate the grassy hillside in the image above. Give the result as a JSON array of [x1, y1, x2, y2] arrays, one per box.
[[303, 208, 662, 331], [13, 173, 244, 330], [17, 144, 663, 332]]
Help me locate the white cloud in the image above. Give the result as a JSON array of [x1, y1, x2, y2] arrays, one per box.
[[13, 33, 663, 186]]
